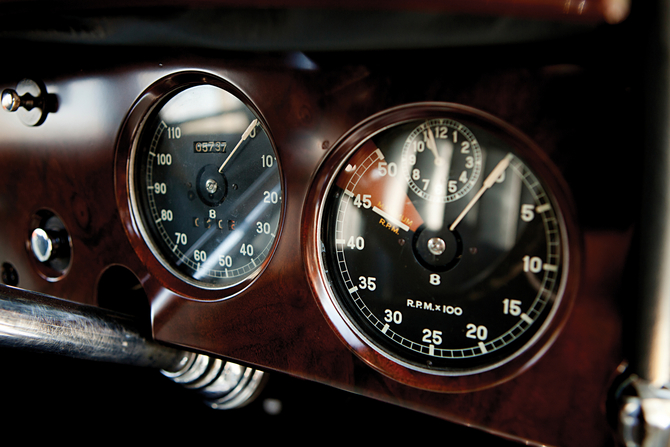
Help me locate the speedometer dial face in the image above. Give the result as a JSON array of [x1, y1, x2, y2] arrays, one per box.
[[131, 83, 282, 290], [312, 104, 575, 385]]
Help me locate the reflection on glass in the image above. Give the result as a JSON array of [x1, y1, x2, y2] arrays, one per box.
[[321, 114, 565, 373]]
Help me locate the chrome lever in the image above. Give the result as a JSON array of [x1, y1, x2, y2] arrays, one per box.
[[0, 284, 265, 409], [1, 78, 56, 126]]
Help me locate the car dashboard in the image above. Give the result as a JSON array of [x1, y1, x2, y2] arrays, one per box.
[[0, 1, 645, 445]]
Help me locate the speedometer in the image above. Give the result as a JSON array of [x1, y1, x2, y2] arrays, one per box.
[[304, 103, 578, 391], [127, 76, 282, 292]]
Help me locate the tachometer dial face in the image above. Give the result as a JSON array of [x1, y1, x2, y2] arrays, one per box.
[[309, 104, 575, 388], [130, 83, 282, 290]]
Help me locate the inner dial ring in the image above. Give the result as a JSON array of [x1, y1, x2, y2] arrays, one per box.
[[402, 118, 482, 203]]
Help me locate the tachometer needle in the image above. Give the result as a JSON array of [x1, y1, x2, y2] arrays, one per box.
[[449, 153, 513, 231], [218, 119, 258, 174], [372, 205, 410, 232]]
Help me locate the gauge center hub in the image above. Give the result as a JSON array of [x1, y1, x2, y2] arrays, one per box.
[[197, 164, 228, 207], [205, 178, 218, 194], [412, 226, 462, 272], [427, 237, 446, 255]]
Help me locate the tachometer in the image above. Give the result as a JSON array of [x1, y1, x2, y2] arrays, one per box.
[[127, 78, 282, 292], [304, 103, 578, 391]]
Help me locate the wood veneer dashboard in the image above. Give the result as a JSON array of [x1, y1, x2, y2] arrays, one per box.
[[0, 3, 637, 445]]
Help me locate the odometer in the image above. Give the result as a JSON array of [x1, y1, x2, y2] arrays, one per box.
[[130, 81, 282, 290]]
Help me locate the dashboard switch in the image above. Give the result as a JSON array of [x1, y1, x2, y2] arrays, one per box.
[[1, 79, 55, 126], [30, 228, 61, 263], [28, 211, 71, 280]]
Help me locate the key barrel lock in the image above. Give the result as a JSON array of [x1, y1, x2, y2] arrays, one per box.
[[2, 79, 57, 126]]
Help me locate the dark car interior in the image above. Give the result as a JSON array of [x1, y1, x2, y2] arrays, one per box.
[[0, 1, 659, 445]]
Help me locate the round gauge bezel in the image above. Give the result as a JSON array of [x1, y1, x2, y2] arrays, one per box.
[[302, 102, 580, 392], [115, 71, 285, 301]]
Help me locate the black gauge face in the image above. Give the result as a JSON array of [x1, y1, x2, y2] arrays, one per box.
[[319, 114, 568, 375], [131, 84, 282, 289], [402, 119, 482, 203]]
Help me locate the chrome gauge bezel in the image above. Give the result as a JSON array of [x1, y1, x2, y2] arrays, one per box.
[[117, 72, 284, 300], [303, 102, 579, 392]]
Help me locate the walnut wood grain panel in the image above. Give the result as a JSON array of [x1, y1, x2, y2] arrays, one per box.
[[0, 41, 634, 446]]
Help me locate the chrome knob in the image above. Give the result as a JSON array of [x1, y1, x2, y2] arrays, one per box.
[[30, 228, 65, 263], [1, 79, 54, 126], [1, 89, 21, 112]]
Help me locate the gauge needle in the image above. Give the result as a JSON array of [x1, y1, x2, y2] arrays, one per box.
[[449, 153, 513, 231], [425, 124, 444, 166], [372, 205, 410, 232], [218, 119, 258, 173]]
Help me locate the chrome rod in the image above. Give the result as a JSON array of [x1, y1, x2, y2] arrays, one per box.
[[636, 0, 670, 387], [615, 1, 670, 445], [0, 284, 267, 409], [0, 284, 189, 372]]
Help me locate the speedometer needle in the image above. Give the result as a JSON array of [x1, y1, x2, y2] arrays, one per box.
[[449, 153, 513, 231], [218, 119, 258, 174]]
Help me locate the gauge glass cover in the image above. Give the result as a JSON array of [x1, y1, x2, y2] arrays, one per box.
[[319, 112, 569, 375], [131, 84, 282, 290]]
